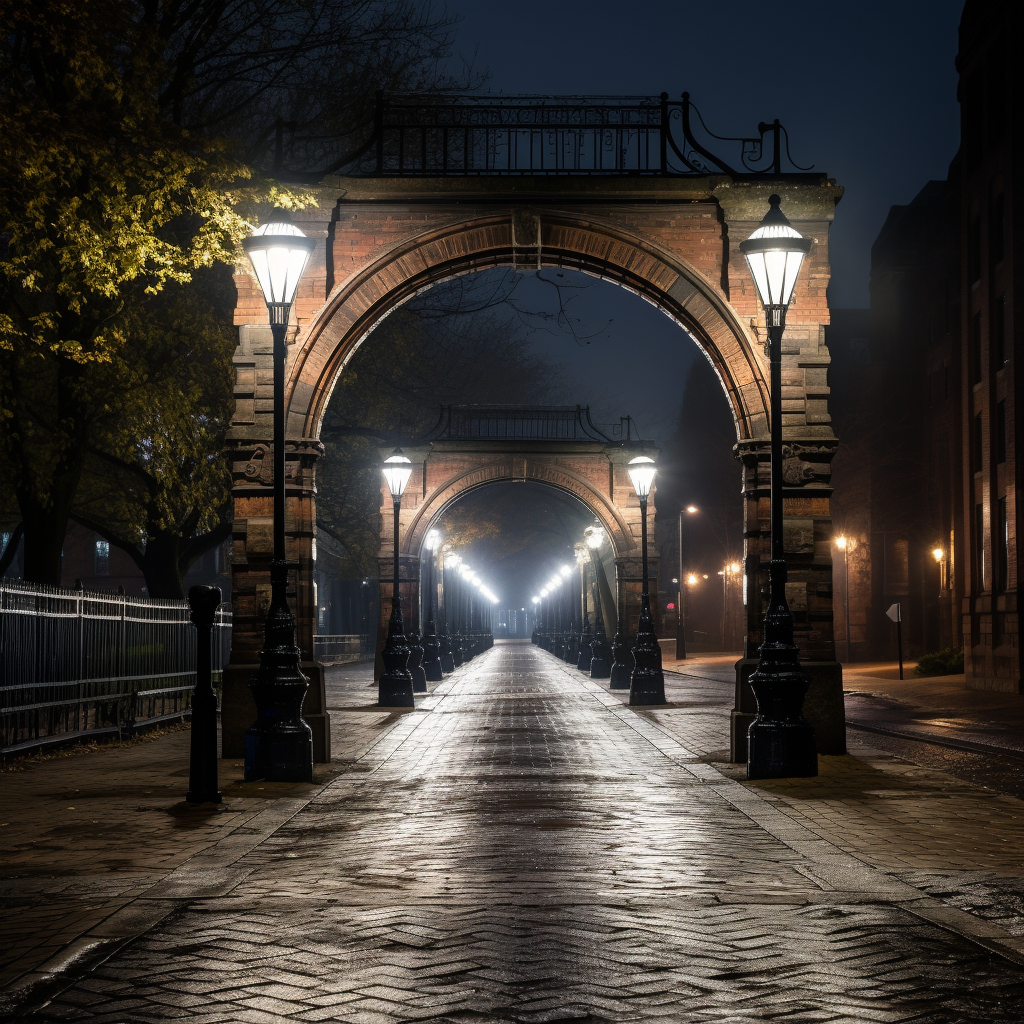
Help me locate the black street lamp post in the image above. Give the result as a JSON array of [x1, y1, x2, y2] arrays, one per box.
[[576, 563, 593, 671], [586, 526, 611, 679], [628, 456, 665, 705], [675, 505, 698, 659], [740, 194, 817, 779], [422, 530, 444, 681], [378, 450, 415, 707], [242, 210, 315, 783]]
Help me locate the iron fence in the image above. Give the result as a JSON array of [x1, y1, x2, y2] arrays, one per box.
[[314, 634, 372, 665], [0, 579, 231, 755]]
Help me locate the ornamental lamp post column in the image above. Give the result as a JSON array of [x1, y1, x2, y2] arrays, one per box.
[[422, 529, 444, 681], [627, 456, 665, 705], [585, 526, 611, 679], [675, 505, 698, 659], [739, 193, 817, 779], [576, 561, 592, 671], [378, 449, 415, 707], [241, 209, 315, 783]]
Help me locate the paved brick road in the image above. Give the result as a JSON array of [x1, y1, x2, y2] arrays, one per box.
[[9, 641, 1024, 1022]]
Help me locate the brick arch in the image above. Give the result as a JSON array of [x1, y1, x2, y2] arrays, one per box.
[[402, 460, 633, 560], [287, 213, 769, 444]]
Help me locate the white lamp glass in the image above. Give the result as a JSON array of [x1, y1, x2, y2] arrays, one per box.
[[627, 456, 656, 499], [585, 526, 605, 549], [425, 530, 441, 550], [243, 212, 316, 308], [382, 451, 412, 498], [738, 195, 811, 310]]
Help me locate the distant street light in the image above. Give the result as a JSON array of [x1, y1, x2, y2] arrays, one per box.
[[627, 456, 664, 705], [379, 450, 414, 706], [740, 193, 815, 778], [834, 535, 852, 664], [241, 210, 315, 782]]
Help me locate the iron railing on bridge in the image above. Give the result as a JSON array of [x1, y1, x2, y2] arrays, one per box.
[[0, 579, 231, 756], [313, 634, 372, 665], [282, 92, 813, 180]]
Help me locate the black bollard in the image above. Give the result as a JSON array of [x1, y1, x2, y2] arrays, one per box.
[[187, 585, 223, 804]]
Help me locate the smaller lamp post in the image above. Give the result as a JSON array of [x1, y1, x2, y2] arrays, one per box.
[[531, 596, 540, 643], [628, 456, 665, 705], [608, 534, 633, 689], [422, 529, 444, 681], [379, 449, 415, 707], [585, 527, 611, 679], [676, 505, 699, 659], [576, 558, 593, 671], [438, 548, 456, 673], [835, 535, 852, 664], [740, 193, 816, 778], [242, 210, 316, 782]]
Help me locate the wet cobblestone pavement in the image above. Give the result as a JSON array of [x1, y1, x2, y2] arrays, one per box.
[[8, 641, 1024, 1022]]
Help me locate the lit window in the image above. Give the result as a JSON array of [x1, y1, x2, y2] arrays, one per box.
[[95, 539, 110, 576]]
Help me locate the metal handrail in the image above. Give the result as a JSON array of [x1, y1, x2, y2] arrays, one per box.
[[277, 91, 813, 180]]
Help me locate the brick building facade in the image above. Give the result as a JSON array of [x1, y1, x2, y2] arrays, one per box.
[[831, 0, 1022, 691]]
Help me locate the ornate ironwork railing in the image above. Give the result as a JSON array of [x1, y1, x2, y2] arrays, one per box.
[[289, 92, 811, 179], [424, 405, 615, 442], [0, 579, 231, 755]]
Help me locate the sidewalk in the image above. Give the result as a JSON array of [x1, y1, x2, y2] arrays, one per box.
[[4, 647, 1024, 1021], [663, 650, 1024, 758], [0, 664, 403, 1012]]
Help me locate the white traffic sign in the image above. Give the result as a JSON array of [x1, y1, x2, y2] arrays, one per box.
[[886, 602, 901, 623]]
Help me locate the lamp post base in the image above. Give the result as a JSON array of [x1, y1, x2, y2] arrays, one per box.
[[609, 632, 633, 689], [746, 642, 817, 779], [629, 629, 665, 705], [407, 632, 427, 693], [245, 659, 314, 783]]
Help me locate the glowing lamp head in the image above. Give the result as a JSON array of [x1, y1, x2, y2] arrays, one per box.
[[243, 210, 315, 311], [739, 195, 811, 312], [835, 535, 847, 551], [560, 565, 572, 577], [729, 562, 740, 574], [686, 573, 698, 586], [627, 456, 656, 499], [540, 588, 549, 598], [532, 597, 540, 604], [585, 525, 605, 549], [686, 505, 698, 514], [382, 449, 412, 499], [425, 529, 441, 551], [933, 547, 944, 562]]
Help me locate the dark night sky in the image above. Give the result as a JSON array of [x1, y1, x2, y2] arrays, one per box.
[[427, 1, 965, 444]]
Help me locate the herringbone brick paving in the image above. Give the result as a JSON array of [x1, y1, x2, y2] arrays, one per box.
[[9, 641, 1024, 1022]]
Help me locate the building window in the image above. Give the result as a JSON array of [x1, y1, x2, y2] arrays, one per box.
[[992, 295, 1006, 366], [989, 193, 1005, 264], [968, 216, 981, 282], [997, 496, 1009, 592], [970, 312, 983, 383], [963, 72, 982, 168], [987, 48, 1005, 147], [997, 401, 1007, 463], [975, 503, 987, 592], [973, 412, 984, 473], [94, 539, 109, 576]]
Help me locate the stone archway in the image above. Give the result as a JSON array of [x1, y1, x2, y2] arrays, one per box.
[[374, 406, 660, 669], [223, 174, 846, 762]]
